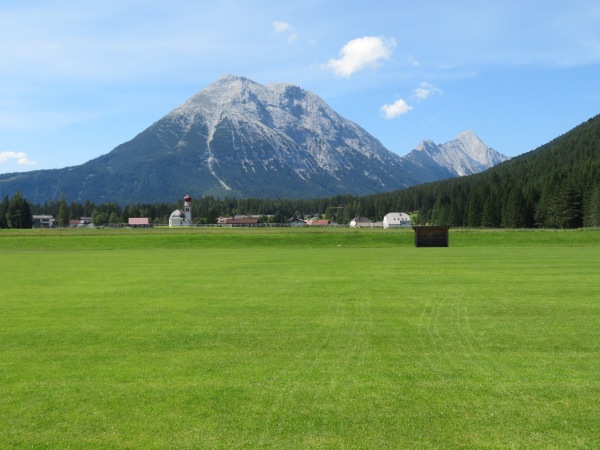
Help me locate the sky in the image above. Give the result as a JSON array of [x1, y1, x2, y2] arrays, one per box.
[[1, 0, 600, 174]]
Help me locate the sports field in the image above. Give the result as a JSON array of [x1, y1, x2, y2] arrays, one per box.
[[1, 228, 599, 448]]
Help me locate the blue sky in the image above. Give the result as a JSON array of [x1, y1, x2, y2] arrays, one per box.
[[1, 0, 599, 174]]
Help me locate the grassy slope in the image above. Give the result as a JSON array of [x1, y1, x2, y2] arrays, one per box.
[[1, 228, 599, 448]]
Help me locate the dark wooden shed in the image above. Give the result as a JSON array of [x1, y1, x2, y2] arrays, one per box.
[[412, 226, 450, 247]]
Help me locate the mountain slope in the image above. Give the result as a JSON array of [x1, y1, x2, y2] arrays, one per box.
[[376, 114, 600, 228], [0, 75, 505, 204]]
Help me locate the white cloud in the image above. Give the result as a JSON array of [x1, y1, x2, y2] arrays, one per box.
[[380, 82, 442, 120], [0, 151, 36, 166], [412, 82, 443, 100], [380, 99, 413, 119], [273, 21, 297, 43], [273, 21, 292, 33], [407, 55, 421, 67], [326, 36, 396, 78]]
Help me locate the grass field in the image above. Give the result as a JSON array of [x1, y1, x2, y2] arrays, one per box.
[[1, 228, 599, 448]]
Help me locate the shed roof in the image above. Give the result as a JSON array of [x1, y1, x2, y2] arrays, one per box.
[[128, 218, 149, 225], [351, 216, 372, 223], [384, 212, 411, 222]]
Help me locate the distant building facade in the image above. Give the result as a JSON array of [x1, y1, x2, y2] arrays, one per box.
[[32, 215, 55, 228], [383, 212, 411, 229], [306, 219, 329, 226], [350, 217, 373, 228], [128, 218, 150, 227], [69, 217, 93, 228], [288, 218, 306, 227]]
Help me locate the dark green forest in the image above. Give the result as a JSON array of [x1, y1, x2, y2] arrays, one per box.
[[3, 114, 599, 229], [387, 113, 600, 228]]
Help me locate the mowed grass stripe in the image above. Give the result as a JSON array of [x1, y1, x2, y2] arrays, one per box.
[[1, 233, 599, 448], [1, 226, 599, 251]]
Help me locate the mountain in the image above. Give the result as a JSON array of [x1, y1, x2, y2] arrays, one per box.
[[404, 131, 509, 178], [0, 75, 506, 204]]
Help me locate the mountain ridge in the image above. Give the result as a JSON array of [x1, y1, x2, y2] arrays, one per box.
[[0, 74, 506, 204], [406, 130, 509, 177]]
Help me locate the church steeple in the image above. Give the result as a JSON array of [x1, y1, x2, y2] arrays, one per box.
[[183, 194, 192, 225]]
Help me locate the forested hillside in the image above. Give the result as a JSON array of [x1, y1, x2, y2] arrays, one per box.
[[373, 114, 600, 228]]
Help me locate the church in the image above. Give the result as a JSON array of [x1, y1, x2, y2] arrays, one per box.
[[169, 194, 193, 226]]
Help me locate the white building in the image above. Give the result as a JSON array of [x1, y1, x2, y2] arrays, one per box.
[[383, 212, 411, 229], [169, 194, 193, 227], [32, 215, 55, 228]]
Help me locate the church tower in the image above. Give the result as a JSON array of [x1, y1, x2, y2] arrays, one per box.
[[183, 194, 192, 225]]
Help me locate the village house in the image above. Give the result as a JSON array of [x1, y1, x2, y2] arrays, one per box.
[[32, 215, 55, 228], [288, 218, 306, 227], [383, 212, 411, 229], [349, 217, 373, 228], [69, 217, 93, 228]]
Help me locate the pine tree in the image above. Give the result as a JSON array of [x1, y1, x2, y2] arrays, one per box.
[[502, 188, 528, 228], [69, 201, 83, 220], [481, 192, 501, 228], [21, 199, 33, 229], [0, 195, 9, 229], [57, 196, 69, 228], [584, 184, 600, 227], [7, 192, 33, 228], [466, 190, 483, 227]]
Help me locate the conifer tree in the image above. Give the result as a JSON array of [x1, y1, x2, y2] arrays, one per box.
[[57, 196, 69, 228], [21, 199, 33, 228], [584, 185, 600, 227], [0, 195, 9, 229], [7, 192, 33, 228]]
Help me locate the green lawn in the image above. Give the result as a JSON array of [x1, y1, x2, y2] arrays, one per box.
[[1, 228, 599, 448]]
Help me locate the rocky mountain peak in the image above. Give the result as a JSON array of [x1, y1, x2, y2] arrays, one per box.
[[0, 75, 509, 204], [405, 131, 509, 177], [414, 140, 437, 152]]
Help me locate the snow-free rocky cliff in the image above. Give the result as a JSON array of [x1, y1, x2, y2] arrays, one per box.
[[0, 74, 508, 204], [404, 131, 509, 178]]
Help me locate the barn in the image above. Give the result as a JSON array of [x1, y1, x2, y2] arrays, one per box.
[[383, 212, 411, 229]]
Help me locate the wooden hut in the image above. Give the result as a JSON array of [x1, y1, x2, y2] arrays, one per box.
[[412, 226, 450, 247]]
